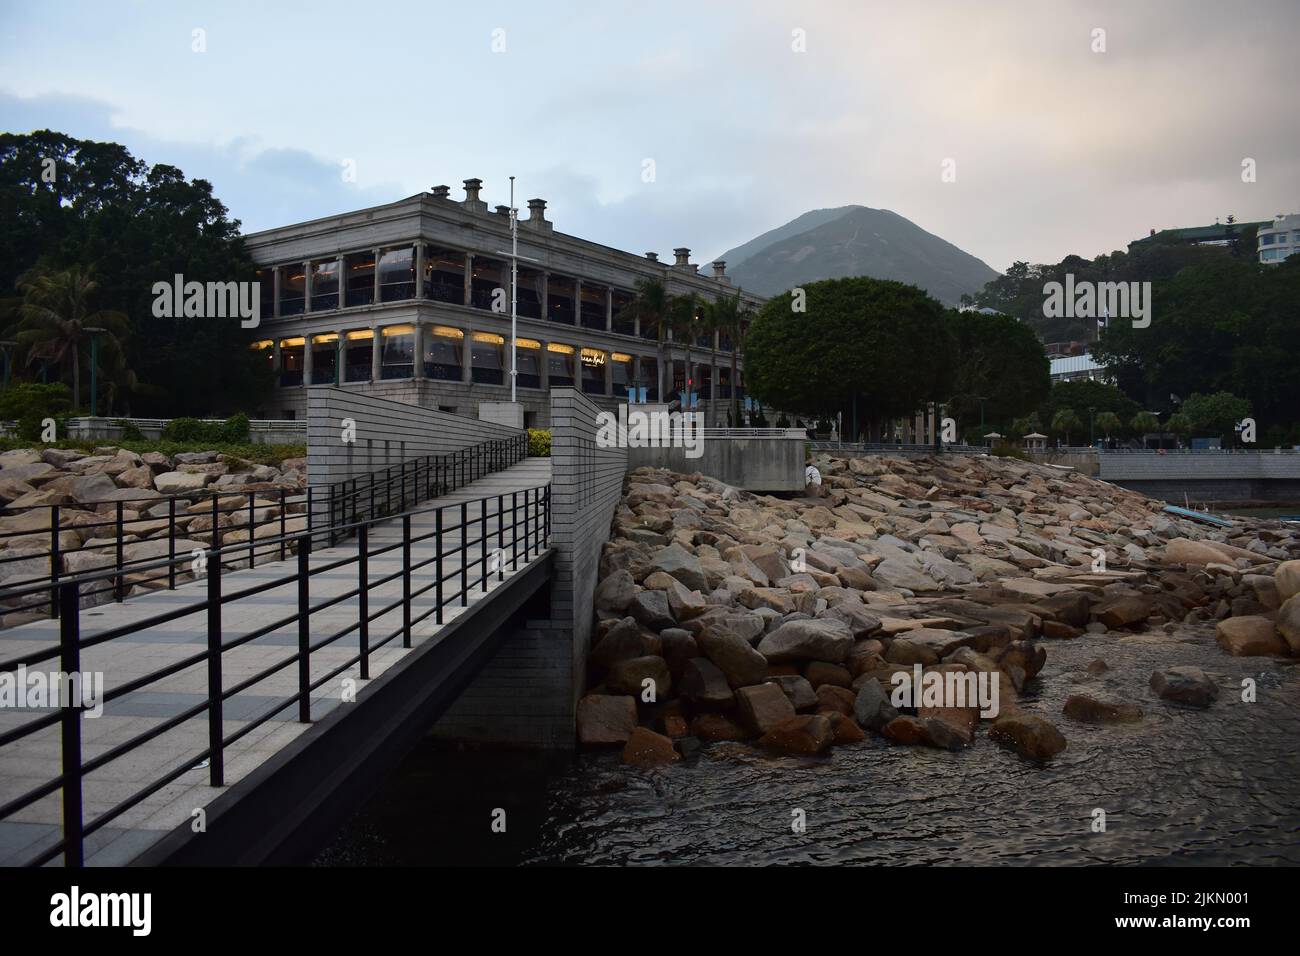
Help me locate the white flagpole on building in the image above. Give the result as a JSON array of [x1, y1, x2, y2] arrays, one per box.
[[510, 176, 518, 404]]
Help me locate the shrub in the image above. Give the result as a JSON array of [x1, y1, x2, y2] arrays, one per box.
[[161, 414, 251, 445], [528, 428, 551, 457], [775, 413, 790, 428], [116, 420, 146, 442], [990, 446, 1028, 460]]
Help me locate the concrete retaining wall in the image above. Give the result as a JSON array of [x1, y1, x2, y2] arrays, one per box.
[[305, 385, 521, 489], [628, 429, 806, 491]]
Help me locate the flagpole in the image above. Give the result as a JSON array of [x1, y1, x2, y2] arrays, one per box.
[[510, 175, 518, 404]]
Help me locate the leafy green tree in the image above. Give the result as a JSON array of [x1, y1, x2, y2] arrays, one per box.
[[744, 277, 955, 440], [1051, 408, 1082, 445], [668, 290, 702, 405], [702, 290, 750, 425], [1036, 379, 1139, 434], [944, 308, 1050, 434], [0, 130, 272, 416], [1182, 391, 1251, 445], [1130, 411, 1161, 438], [1166, 412, 1192, 442]]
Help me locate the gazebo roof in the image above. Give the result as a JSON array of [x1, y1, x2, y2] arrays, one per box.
[[1024, 432, 1048, 439], [984, 431, 1004, 438]]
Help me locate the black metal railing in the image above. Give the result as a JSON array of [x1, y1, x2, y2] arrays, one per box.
[[323, 432, 528, 544], [0, 433, 529, 621], [0, 481, 551, 867]]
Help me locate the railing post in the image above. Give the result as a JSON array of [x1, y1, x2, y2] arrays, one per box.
[[545, 486, 551, 544], [114, 501, 125, 601], [480, 498, 488, 593], [358, 524, 369, 679], [460, 501, 468, 606], [402, 514, 412, 648], [168, 497, 177, 590], [435, 507, 444, 625], [58, 581, 83, 867], [206, 548, 224, 787], [297, 537, 311, 723], [511, 491, 519, 571], [211, 493, 222, 557], [400, 460, 407, 512], [49, 504, 60, 619], [247, 492, 256, 569], [497, 494, 505, 581], [279, 488, 287, 562]]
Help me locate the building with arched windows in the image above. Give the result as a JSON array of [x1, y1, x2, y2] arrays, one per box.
[[243, 180, 765, 428]]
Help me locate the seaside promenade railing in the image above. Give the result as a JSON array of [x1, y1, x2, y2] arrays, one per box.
[[0, 479, 551, 868], [0, 433, 528, 619]]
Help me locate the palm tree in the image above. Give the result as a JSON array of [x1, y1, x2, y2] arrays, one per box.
[[619, 278, 671, 400], [1051, 408, 1082, 446], [1130, 411, 1160, 447], [727, 297, 755, 426], [668, 291, 702, 409], [1095, 411, 1122, 442], [10, 266, 128, 409]]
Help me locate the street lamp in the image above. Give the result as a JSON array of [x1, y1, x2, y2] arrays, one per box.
[[1088, 406, 1097, 447], [84, 327, 106, 417], [0, 339, 16, 389]]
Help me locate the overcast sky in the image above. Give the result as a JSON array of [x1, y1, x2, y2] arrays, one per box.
[[2, 0, 1297, 273]]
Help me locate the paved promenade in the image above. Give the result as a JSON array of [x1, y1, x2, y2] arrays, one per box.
[[0, 458, 551, 866]]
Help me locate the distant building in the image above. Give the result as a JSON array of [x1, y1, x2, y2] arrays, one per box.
[[1050, 352, 1107, 383], [1129, 219, 1270, 250], [1257, 213, 1300, 264]]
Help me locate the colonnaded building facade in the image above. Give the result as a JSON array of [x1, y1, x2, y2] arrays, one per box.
[[243, 179, 766, 428]]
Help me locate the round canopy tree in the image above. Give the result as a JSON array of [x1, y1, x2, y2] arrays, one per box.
[[743, 277, 955, 437]]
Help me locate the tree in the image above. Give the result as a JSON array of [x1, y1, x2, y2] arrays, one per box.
[[744, 277, 955, 440], [668, 290, 702, 407], [619, 277, 671, 399], [10, 265, 128, 409], [1036, 380, 1139, 435], [1166, 412, 1192, 444], [1051, 408, 1082, 445], [1095, 411, 1122, 440], [1182, 391, 1251, 445], [1130, 411, 1160, 442], [0, 130, 273, 416], [701, 291, 745, 424], [944, 308, 1050, 434]]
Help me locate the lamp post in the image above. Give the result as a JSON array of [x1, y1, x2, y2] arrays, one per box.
[[0, 339, 16, 389], [494, 176, 539, 407], [1089, 406, 1097, 447], [85, 327, 106, 417]]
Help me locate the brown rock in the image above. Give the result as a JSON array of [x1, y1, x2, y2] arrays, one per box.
[[815, 684, 856, 714], [736, 682, 797, 735], [759, 715, 832, 755], [805, 660, 852, 689], [577, 694, 638, 745], [1215, 616, 1286, 657], [824, 711, 867, 744], [989, 714, 1067, 759], [1062, 694, 1143, 724], [622, 727, 680, 767], [1277, 595, 1300, 655], [606, 655, 672, 698], [1092, 594, 1152, 629], [690, 713, 747, 741]]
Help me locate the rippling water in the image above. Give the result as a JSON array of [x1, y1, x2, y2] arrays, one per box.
[[319, 626, 1300, 866]]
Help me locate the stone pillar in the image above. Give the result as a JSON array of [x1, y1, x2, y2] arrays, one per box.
[[540, 271, 549, 321], [272, 338, 282, 372], [412, 322, 425, 380], [303, 333, 314, 386], [603, 350, 613, 396], [539, 339, 549, 390], [272, 266, 281, 319], [630, 355, 640, 400], [371, 326, 382, 382], [335, 330, 344, 385], [574, 278, 582, 326], [303, 260, 313, 313], [605, 287, 613, 331], [414, 244, 425, 299], [337, 255, 346, 308], [372, 248, 382, 304], [462, 328, 473, 384], [464, 254, 473, 307]]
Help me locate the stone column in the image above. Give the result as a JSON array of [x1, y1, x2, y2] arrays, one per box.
[[371, 326, 382, 382], [539, 339, 549, 390], [464, 254, 473, 307], [303, 333, 314, 386], [414, 244, 425, 299], [335, 330, 344, 385], [272, 266, 281, 319], [630, 355, 640, 400], [574, 278, 582, 327], [272, 338, 282, 373], [603, 350, 613, 396], [540, 271, 549, 321], [304, 260, 313, 314], [461, 328, 473, 384], [605, 287, 613, 331], [372, 248, 382, 304], [337, 255, 346, 308], [412, 322, 425, 380]]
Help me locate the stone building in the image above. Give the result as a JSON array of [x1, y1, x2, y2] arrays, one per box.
[[242, 180, 766, 427]]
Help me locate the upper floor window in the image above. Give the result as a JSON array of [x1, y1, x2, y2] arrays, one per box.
[[279, 263, 306, 316], [424, 246, 465, 305], [378, 246, 415, 302], [310, 258, 340, 311]]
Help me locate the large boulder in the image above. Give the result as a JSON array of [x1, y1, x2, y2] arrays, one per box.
[[622, 727, 679, 767], [42, 472, 120, 504], [698, 629, 769, 688], [650, 543, 708, 592], [1277, 561, 1300, 602], [819, 601, 882, 638], [1149, 666, 1218, 708], [989, 714, 1067, 759], [155, 471, 213, 494], [756, 618, 853, 664], [770, 674, 818, 711], [871, 558, 941, 593], [1092, 594, 1152, 629], [1215, 616, 1287, 657], [853, 678, 899, 731], [679, 658, 735, 709], [590, 616, 645, 670], [736, 682, 797, 735], [593, 570, 636, 612], [577, 695, 638, 745], [759, 715, 832, 755], [606, 656, 672, 699], [1277, 595, 1300, 655], [1062, 694, 1143, 724], [629, 589, 675, 630]]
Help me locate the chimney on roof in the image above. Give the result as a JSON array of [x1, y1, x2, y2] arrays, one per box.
[[462, 178, 487, 212], [525, 198, 552, 233], [495, 205, 510, 216], [712, 260, 730, 283], [645, 252, 659, 262], [673, 247, 691, 269], [431, 185, 451, 200]]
